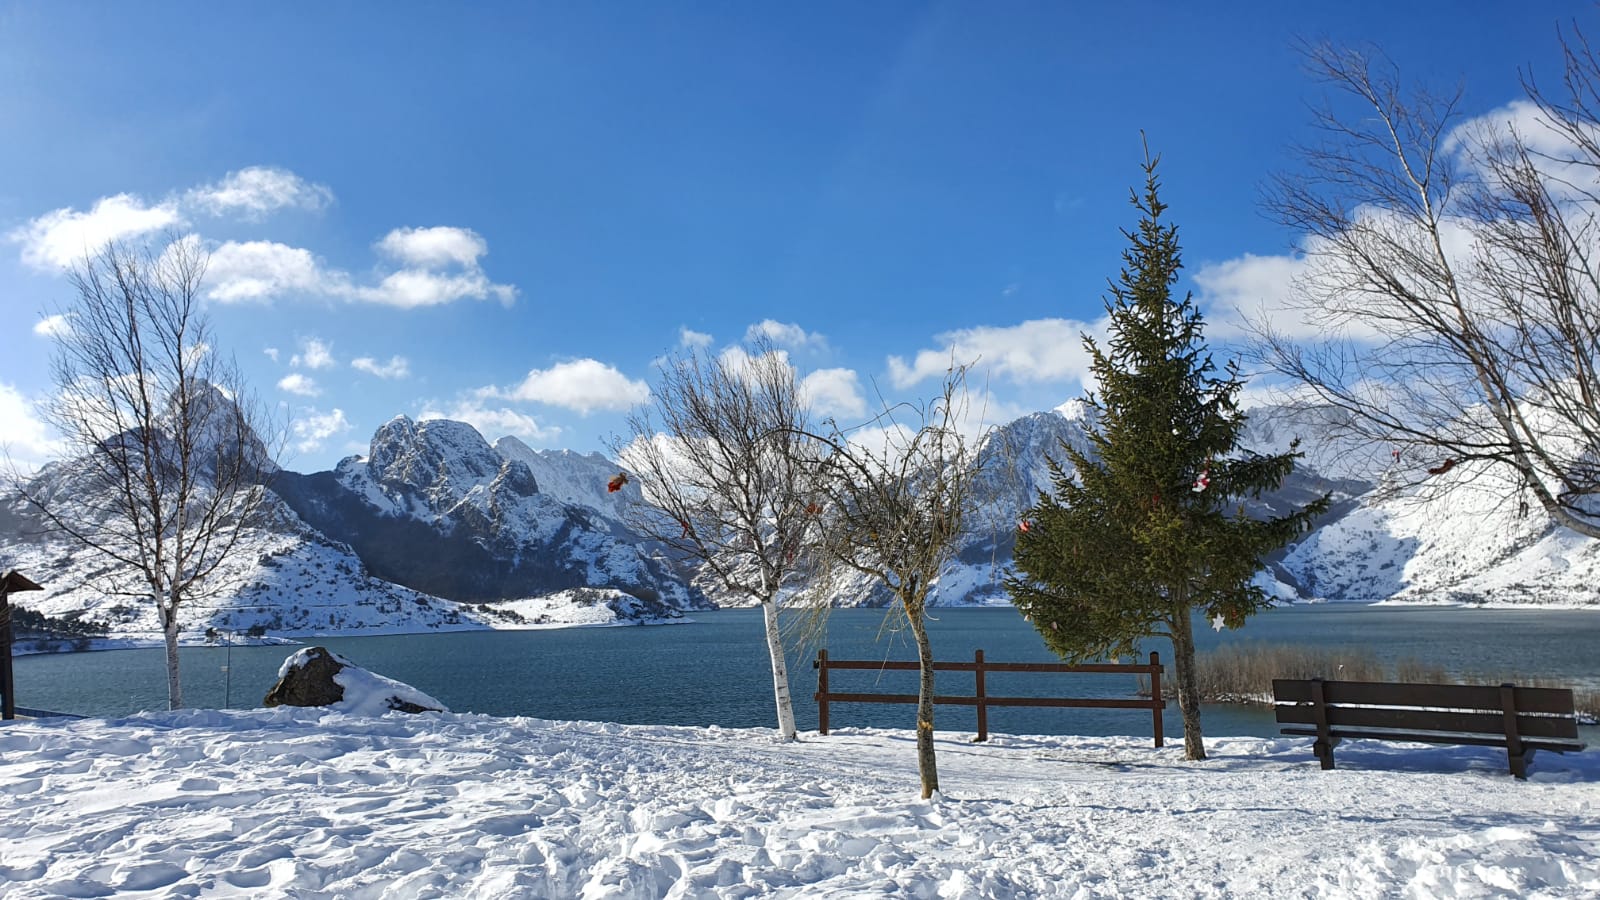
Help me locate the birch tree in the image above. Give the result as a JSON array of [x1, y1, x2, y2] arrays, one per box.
[[1255, 32, 1600, 535], [618, 341, 822, 742], [21, 237, 278, 709], [803, 367, 984, 797]]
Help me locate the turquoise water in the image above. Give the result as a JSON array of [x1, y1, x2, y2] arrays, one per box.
[[11, 605, 1600, 740]]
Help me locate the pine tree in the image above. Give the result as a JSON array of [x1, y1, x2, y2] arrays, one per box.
[[1006, 148, 1328, 760]]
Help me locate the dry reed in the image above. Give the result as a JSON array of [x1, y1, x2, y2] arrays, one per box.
[[1192, 643, 1598, 721]]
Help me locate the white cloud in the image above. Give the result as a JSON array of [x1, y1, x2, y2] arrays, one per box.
[[278, 373, 321, 397], [14, 177, 515, 308], [352, 355, 410, 379], [202, 235, 515, 308], [291, 338, 336, 371], [263, 347, 280, 362], [291, 407, 351, 454], [800, 367, 867, 419], [717, 345, 789, 380], [679, 327, 713, 349], [0, 383, 66, 471], [206, 239, 327, 302], [10, 194, 183, 270], [499, 359, 649, 413], [32, 314, 71, 338], [378, 226, 487, 268], [418, 400, 561, 445], [1446, 100, 1600, 204], [350, 227, 515, 308], [887, 318, 1101, 389], [186, 166, 333, 219], [350, 268, 516, 309], [1197, 203, 1486, 345], [1193, 252, 1316, 339], [746, 319, 827, 351]]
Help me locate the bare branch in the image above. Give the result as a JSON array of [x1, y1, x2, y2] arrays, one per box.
[[12, 235, 282, 709]]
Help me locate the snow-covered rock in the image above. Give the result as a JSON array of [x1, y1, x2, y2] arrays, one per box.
[[263, 646, 447, 714]]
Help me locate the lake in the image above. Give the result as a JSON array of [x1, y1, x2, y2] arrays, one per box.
[[11, 604, 1600, 740]]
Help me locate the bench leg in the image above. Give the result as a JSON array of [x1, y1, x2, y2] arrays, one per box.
[[1508, 747, 1537, 780], [1313, 738, 1338, 771]]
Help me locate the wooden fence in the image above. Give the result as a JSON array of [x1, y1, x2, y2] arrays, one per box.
[[813, 649, 1167, 746]]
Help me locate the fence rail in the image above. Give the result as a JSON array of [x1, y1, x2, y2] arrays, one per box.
[[813, 649, 1166, 746]]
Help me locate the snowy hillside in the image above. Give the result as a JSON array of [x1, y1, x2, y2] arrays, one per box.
[[1277, 455, 1600, 605]]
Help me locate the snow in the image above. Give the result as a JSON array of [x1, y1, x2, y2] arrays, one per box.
[[1281, 456, 1600, 605], [2, 708, 1596, 897]]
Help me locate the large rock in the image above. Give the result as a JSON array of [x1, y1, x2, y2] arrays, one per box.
[[263, 646, 447, 714]]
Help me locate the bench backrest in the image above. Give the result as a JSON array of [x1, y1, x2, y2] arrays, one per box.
[[1272, 679, 1581, 741]]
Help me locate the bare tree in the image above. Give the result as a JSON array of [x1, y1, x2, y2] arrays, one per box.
[[1254, 32, 1600, 536], [802, 367, 984, 798], [19, 237, 278, 709], [616, 340, 823, 742]]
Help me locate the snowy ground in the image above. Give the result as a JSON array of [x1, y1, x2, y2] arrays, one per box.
[[1, 710, 1597, 898]]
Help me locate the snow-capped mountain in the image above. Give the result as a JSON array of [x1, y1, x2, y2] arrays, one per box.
[[905, 399, 1368, 607], [271, 415, 705, 611], [493, 437, 640, 523], [7, 395, 1598, 648], [1, 410, 707, 643]]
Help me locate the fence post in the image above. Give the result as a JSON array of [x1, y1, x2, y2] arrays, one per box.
[[815, 649, 830, 735], [974, 649, 988, 743], [1149, 651, 1163, 748]]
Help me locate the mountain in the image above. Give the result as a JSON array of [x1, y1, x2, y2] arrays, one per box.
[[7, 397, 1598, 648], [270, 416, 704, 611], [891, 400, 1371, 607], [2, 411, 707, 644]]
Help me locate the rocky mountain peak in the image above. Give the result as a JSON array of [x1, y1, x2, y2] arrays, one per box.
[[366, 417, 505, 506]]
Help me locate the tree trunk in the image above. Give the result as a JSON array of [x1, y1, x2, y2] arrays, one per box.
[[1169, 603, 1204, 760], [160, 600, 184, 710], [908, 608, 940, 798], [759, 595, 797, 741]]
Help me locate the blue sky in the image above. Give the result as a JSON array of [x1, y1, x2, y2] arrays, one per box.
[[0, 2, 1581, 472]]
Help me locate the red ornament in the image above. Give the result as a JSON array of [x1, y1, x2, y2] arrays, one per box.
[[1192, 466, 1211, 493], [607, 472, 629, 493], [1017, 520, 1033, 534]]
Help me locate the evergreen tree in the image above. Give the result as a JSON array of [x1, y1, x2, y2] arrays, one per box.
[[1006, 149, 1328, 760]]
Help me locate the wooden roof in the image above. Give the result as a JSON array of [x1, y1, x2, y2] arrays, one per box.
[[1, 570, 43, 594]]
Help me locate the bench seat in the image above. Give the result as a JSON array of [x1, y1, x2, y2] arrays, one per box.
[[1272, 678, 1587, 779]]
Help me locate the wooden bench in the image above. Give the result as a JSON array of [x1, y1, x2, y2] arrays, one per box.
[[1272, 678, 1587, 779]]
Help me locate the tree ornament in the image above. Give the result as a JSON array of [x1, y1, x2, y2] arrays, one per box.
[[1192, 466, 1210, 493], [607, 472, 629, 493]]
